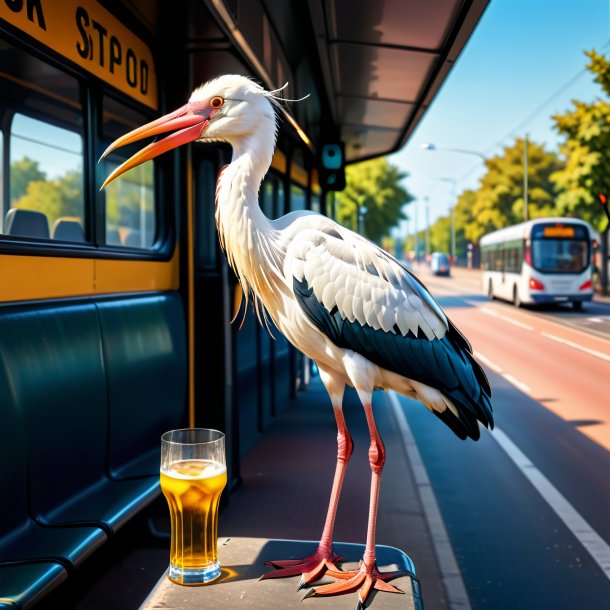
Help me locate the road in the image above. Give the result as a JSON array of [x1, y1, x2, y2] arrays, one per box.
[[394, 264, 610, 610]]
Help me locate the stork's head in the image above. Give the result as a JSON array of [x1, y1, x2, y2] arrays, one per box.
[[100, 75, 277, 188]]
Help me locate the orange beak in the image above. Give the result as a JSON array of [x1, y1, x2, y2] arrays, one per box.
[[99, 100, 216, 189]]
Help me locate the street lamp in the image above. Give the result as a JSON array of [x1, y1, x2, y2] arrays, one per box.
[[420, 142, 486, 161], [434, 177, 457, 261], [423, 143, 487, 262]]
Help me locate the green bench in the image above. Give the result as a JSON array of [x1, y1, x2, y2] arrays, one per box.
[[0, 294, 187, 608]]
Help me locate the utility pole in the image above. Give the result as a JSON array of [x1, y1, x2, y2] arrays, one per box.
[[523, 134, 529, 222], [414, 198, 419, 262], [424, 196, 430, 258]]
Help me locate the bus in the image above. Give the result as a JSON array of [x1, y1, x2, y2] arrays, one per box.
[[480, 218, 594, 310]]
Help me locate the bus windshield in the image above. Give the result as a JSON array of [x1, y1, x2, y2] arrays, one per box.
[[530, 224, 589, 273]]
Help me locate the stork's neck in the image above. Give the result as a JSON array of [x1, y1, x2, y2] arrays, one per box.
[[215, 132, 284, 306]]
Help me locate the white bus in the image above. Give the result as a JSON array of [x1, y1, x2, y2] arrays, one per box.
[[480, 218, 594, 310]]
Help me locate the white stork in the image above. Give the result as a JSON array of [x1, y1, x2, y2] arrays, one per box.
[[101, 75, 493, 608]]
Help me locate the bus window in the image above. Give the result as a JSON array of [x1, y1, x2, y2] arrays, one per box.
[[291, 183, 307, 212], [0, 43, 85, 241], [196, 158, 218, 269], [261, 177, 275, 218], [101, 96, 155, 249]]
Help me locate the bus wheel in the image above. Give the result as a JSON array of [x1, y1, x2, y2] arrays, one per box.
[[513, 286, 521, 308], [488, 281, 494, 300], [572, 301, 583, 311]]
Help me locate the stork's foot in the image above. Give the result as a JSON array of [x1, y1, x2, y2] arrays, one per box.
[[260, 547, 341, 581], [302, 562, 404, 609]]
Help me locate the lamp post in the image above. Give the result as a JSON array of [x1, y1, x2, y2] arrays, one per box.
[[523, 134, 529, 222], [421, 142, 486, 161], [424, 196, 430, 259], [422, 143, 486, 263], [435, 177, 457, 261]]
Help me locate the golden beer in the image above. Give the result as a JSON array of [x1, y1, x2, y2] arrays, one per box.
[[160, 429, 227, 585]]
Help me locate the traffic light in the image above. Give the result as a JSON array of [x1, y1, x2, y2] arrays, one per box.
[[319, 142, 346, 191]]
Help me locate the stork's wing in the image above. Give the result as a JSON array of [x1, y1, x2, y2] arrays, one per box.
[[287, 227, 492, 440]]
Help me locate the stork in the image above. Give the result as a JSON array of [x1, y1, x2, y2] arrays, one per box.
[[101, 75, 493, 608]]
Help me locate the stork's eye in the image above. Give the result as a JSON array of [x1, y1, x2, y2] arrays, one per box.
[[210, 96, 224, 109]]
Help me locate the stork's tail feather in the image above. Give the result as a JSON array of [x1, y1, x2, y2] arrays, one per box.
[[435, 351, 493, 441]]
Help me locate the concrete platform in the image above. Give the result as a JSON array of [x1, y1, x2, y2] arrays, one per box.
[[140, 537, 422, 609]]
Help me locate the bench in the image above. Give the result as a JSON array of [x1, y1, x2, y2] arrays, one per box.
[[0, 293, 187, 608]]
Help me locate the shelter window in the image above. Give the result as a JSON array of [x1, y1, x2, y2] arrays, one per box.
[[0, 44, 85, 242], [290, 183, 307, 212], [101, 96, 156, 249]]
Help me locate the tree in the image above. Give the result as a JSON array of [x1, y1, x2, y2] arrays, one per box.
[[453, 189, 477, 259], [10, 156, 46, 203], [464, 138, 562, 244], [552, 50, 610, 230], [335, 157, 412, 243], [429, 214, 451, 254], [13, 170, 83, 228]]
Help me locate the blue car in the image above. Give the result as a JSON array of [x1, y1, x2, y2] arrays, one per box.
[[431, 252, 451, 276]]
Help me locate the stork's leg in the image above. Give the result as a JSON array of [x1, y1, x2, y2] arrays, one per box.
[[306, 395, 404, 607], [261, 370, 351, 582]]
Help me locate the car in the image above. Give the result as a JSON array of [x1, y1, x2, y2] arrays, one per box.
[[430, 252, 451, 276]]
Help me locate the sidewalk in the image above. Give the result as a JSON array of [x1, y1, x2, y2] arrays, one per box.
[[219, 377, 449, 610]]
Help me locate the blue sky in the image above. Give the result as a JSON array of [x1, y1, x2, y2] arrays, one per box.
[[389, 0, 609, 239]]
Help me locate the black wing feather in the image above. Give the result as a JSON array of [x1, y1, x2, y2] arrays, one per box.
[[294, 277, 493, 440]]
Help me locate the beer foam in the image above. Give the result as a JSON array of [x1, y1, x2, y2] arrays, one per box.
[[164, 459, 226, 479]]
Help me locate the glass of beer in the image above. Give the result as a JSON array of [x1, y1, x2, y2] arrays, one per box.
[[160, 428, 227, 585]]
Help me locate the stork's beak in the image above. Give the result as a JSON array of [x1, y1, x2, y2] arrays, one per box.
[[99, 101, 214, 189]]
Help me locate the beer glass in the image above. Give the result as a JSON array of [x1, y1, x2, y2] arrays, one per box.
[[160, 428, 227, 585]]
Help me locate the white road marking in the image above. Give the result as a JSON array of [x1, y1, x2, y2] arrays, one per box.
[[474, 352, 532, 393], [492, 428, 610, 581], [540, 332, 610, 363], [389, 391, 471, 610], [480, 307, 534, 331], [473, 351, 503, 374], [587, 317, 605, 323], [501, 373, 531, 393]]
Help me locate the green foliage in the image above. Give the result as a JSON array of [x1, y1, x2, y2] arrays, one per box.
[[13, 168, 83, 228], [10, 156, 46, 202], [464, 139, 561, 244], [423, 139, 561, 259], [429, 215, 451, 254], [551, 49, 610, 231], [335, 157, 412, 243]]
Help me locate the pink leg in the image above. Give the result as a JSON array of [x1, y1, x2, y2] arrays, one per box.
[[308, 402, 404, 606], [262, 383, 352, 582]]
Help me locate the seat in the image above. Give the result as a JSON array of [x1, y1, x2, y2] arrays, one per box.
[[0, 337, 107, 570], [4, 209, 49, 239], [105, 226, 121, 245], [0, 302, 160, 537], [122, 228, 142, 247], [51, 218, 85, 242], [0, 563, 67, 609], [97, 294, 187, 479]]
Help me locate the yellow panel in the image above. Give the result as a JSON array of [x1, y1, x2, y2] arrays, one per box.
[[0, 0, 158, 109], [0, 250, 179, 303], [0, 255, 94, 302], [94, 252, 180, 294], [291, 163, 309, 188], [270, 150, 287, 174], [311, 169, 321, 194]]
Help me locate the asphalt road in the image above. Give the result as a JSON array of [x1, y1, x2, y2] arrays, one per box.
[[395, 264, 610, 610]]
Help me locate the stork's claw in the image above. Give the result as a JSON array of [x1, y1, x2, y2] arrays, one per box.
[[261, 547, 342, 582], [304, 562, 404, 607]]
